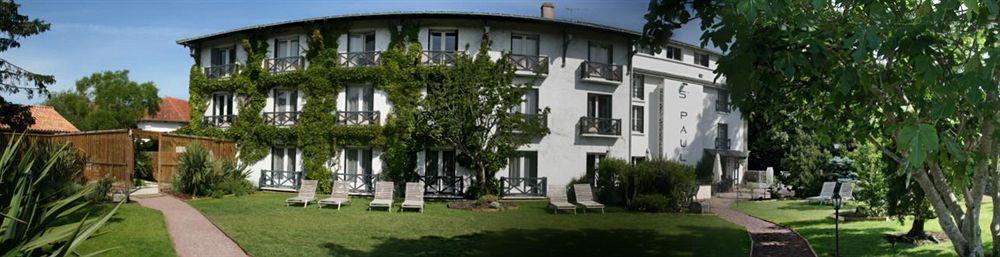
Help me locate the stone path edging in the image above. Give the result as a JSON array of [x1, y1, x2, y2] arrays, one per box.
[[711, 193, 817, 257], [135, 196, 249, 257]]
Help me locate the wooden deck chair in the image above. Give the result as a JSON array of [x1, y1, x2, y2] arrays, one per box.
[[573, 184, 605, 214], [400, 182, 425, 212], [547, 184, 577, 214], [318, 180, 352, 209], [806, 182, 836, 203], [285, 180, 317, 208], [368, 181, 394, 212]]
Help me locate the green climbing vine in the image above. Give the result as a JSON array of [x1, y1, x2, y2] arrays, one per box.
[[180, 23, 544, 193]]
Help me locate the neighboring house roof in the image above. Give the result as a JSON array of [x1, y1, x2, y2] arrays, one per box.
[[142, 97, 190, 123], [0, 106, 80, 134]]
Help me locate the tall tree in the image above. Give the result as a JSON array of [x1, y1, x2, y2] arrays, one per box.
[[0, 0, 53, 131], [45, 70, 160, 130], [417, 35, 548, 194], [644, 0, 999, 256]]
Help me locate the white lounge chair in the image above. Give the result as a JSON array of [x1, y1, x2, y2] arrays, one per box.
[[838, 181, 854, 201], [285, 180, 318, 208], [318, 180, 351, 209], [548, 184, 577, 214], [572, 184, 605, 214], [806, 182, 836, 203], [368, 181, 394, 212], [400, 182, 425, 212]]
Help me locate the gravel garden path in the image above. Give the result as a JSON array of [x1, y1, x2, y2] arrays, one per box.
[[712, 193, 817, 257], [135, 196, 248, 257]]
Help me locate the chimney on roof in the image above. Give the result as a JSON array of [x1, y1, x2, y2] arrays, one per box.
[[541, 2, 555, 19]]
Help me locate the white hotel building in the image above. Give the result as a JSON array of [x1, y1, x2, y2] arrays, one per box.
[[177, 5, 748, 197]]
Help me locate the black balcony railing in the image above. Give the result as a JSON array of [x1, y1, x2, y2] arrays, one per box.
[[419, 175, 466, 198], [265, 57, 305, 73], [500, 177, 547, 198], [204, 64, 240, 79], [522, 113, 548, 128], [331, 173, 376, 195], [259, 170, 302, 190], [716, 100, 731, 112], [339, 51, 381, 67], [509, 54, 549, 74], [263, 111, 300, 126], [420, 50, 462, 66], [335, 111, 380, 125], [203, 115, 237, 127], [716, 138, 732, 150], [580, 61, 623, 82], [578, 117, 621, 136]]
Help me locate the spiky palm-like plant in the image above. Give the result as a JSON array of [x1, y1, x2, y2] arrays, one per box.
[[1, 134, 121, 256]]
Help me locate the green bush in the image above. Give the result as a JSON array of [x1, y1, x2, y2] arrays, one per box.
[[173, 143, 217, 196], [695, 154, 715, 185], [595, 158, 628, 204], [593, 158, 697, 212], [648, 160, 697, 211], [88, 175, 115, 203], [850, 142, 889, 217], [633, 194, 670, 212]]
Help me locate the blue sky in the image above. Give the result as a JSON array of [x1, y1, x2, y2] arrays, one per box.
[[6, 0, 708, 104]]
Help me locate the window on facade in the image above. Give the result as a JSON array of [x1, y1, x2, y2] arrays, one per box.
[[425, 150, 456, 177], [717, 89, 731, 112], [346, 85, 374, 112], [429, 30, 458, 52], [586, 153, 606, 181], [511, 34, 539, 56], [665, 46, 682, 61], [717, 123, 730, 150], [274, 38, 300, 59], [273, 88, 297, 113], [588, 42, 612, 64], [348, 32, 376, 52], [271, 147, 297, 172], [632, 105, 644, 133], [695, 52, 710, 67], [212, 92, 234, 116], [587, 94, 612, 119], [344, 148, 373, 175], [632, 74, 645, 100], [512, 89, 539, 114], [508, 151, 538, 179], [211, 46, 235, 66]]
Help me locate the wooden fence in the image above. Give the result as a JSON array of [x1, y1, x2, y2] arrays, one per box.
[[136, 131, 237, 190]]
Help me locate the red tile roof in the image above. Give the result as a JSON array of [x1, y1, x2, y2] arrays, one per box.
[[142, 97, 190, 123], [0, 105, 80, 134]]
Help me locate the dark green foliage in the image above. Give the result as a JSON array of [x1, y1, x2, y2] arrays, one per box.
[[595, 158, 629, 204], [89, 175, 115, 203], [633, 194, 670, 212], [173, 143, 216, 196], [0, 0, 54, 132], [1, 135, 121, 256], [694, 154, 714, 185], [45, 70, 161, 131], [594, 158, 696, 212], [779, 128, 832, 197]]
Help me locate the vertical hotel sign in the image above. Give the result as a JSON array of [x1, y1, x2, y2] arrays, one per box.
[[677, 83, 689, 162]]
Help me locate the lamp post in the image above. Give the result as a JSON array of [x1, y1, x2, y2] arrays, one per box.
[[833, 188, 843, 257]]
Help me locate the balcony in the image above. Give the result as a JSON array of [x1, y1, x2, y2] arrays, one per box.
[[335, 111, 380, 125], [203, 115, 237, 128], [418, 175, 467, 198], [499, 177, 547, 199], [578, 117, 621, 137], [331, 173, 375, 195], [420, 50, 462, 66], [339, 51, 381, 67], [264, 57, 305, 73], [203, 64, 240, 79], [580, 61, 623, 85], [259, 170, 302, 190], [521, 113, 548, 128], [715, 138, 732, 150], [508, 54, 549, 76], [263, 111, 300, 126]]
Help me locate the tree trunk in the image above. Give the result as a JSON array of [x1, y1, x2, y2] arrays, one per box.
[[907, 218, 926, 238], [478, 165, 487, 194]]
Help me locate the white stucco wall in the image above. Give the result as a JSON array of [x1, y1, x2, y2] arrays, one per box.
[[138, 121, 185, 133]]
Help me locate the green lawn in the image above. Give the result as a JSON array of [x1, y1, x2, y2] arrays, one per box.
[[734, 200, 994, 257], [77, 203, 177, 257], [189, 192, 750, 257]]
